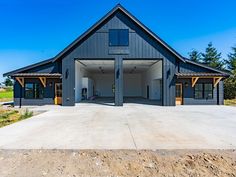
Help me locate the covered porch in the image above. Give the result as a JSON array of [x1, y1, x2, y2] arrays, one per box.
[[12, 73, 62, 106], [175, 72, 228, 105]]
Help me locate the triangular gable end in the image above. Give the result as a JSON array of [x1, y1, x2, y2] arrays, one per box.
[[52, 4, 185, 62]]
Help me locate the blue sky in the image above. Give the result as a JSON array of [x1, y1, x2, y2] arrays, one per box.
[[0, 0, 236, 82]]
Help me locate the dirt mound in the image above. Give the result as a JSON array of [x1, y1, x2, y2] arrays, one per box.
[[0, 150, 235, 177]]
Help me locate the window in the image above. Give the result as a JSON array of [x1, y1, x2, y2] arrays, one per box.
[[109, 29, 129, 46], [25, 83, 43, 99], [204, 83, 213, 99], [194, 83, 213, 99], [194, 84, 203, 99], [25, 83, 34, 99], [176, 84, 182, 97]]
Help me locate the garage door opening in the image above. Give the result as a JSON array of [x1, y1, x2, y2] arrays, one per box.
[[75, 60, 115, 106], [123, 60, 162, 105]]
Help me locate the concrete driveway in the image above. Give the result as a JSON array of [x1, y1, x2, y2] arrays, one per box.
[[0, 104, 236, 149]]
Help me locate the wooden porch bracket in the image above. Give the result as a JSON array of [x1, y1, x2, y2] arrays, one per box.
[[213, 77, 222, 87], [16, 77, 24, 87], [39, 77, 47, 87], [191, 77, 199, 87]]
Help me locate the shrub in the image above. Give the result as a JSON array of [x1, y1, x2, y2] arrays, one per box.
[[4, 87, 13, 92], [20, 109, 33, 119]]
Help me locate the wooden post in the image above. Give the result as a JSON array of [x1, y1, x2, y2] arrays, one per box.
[[15, 77, 24, 108]]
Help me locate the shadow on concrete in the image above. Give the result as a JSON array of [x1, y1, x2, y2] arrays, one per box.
[[79, 97, 162, 106]]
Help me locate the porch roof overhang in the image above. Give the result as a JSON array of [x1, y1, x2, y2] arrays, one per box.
[[11, 73, 62, 78], [175, 72, 230, 78], [175, 72, 230, 87], [12, 73, 62, 88]]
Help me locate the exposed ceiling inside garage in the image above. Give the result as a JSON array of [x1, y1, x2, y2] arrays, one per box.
[[77, 60, 160, 74]]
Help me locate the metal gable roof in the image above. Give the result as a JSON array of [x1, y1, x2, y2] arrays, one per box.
[[176, 72, 229, 77], [11, 73, 61, 78], [52, 4, 186, 62], [3, 58, 54, 77], [184, 59, 231, 76]]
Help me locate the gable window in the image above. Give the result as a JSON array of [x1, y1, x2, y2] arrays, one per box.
[[25, 83, 43, 99], [194, 83, 213, 99], [109, 29, 129, 46]]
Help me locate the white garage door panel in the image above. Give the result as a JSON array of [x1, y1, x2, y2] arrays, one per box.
[[124, 74, 142, 97], [92, 74, 114, 97]]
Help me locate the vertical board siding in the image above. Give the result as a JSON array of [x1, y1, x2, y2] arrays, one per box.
[[61, 10, 179, 106], [176, 78, 223, 105], [11, 9, 227, 106], [62, 55, 75, 106], [219, 80, 224, 105]]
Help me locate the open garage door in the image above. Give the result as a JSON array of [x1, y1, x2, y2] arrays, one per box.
[[123, 59, 162, 105], [75, 59, 115, 106]]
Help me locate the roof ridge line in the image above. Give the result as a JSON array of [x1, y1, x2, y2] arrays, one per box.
[[52, 4, 185, 62]]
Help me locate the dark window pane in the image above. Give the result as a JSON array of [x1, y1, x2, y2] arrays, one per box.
[[195, 83, 203, 91], [194, 83, 213, 99], [109, 29, 119, 46], [35, 83, 43, 99], [176, 85, 182, 97], [176, 90, 180, 97], [25, 83, 34, 99], [109, 29, 129, 46], [204, 83, 212, 90], [204, 83, 213, 99], [194, 84, 203, 99], [24, 82, 43, 99], [205, 91, 213, 99], [194, 91, 203, 99], [119, 29, 129, 46]]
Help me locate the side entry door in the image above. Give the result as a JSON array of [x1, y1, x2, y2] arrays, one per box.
[[55, 83, 62, 105], [175, 83, 183, 105]]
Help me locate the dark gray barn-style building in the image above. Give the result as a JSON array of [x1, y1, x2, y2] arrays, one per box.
[[4, 4, 230, 106]]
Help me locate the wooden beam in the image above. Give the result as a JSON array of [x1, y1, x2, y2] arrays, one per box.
[[213, 77, 222, 87], [191, 77, 199, 87], [39, 77, 46, 87], [16, 77, 24, 87]]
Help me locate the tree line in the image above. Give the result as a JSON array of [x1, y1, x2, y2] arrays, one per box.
[[188, 42, 236, 99]]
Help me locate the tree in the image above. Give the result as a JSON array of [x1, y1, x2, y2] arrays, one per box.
[[224, 46, 236, 99], [226, 46, 236, 71], [201, 42, 223, 69], [4, 77, 13, 86], [188, 49, 201, 62], [224, 70, 236, 99]]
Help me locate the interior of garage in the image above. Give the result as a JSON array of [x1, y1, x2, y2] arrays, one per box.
[[75, 59, 162, 105]]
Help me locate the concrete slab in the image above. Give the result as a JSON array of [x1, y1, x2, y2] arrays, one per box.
[[0, 104, 235, 149]]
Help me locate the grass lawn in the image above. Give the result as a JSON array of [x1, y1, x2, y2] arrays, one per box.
[[0, 89, 13, 102], [224, 99, 236, 106], [0, 107, 33, 128]]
